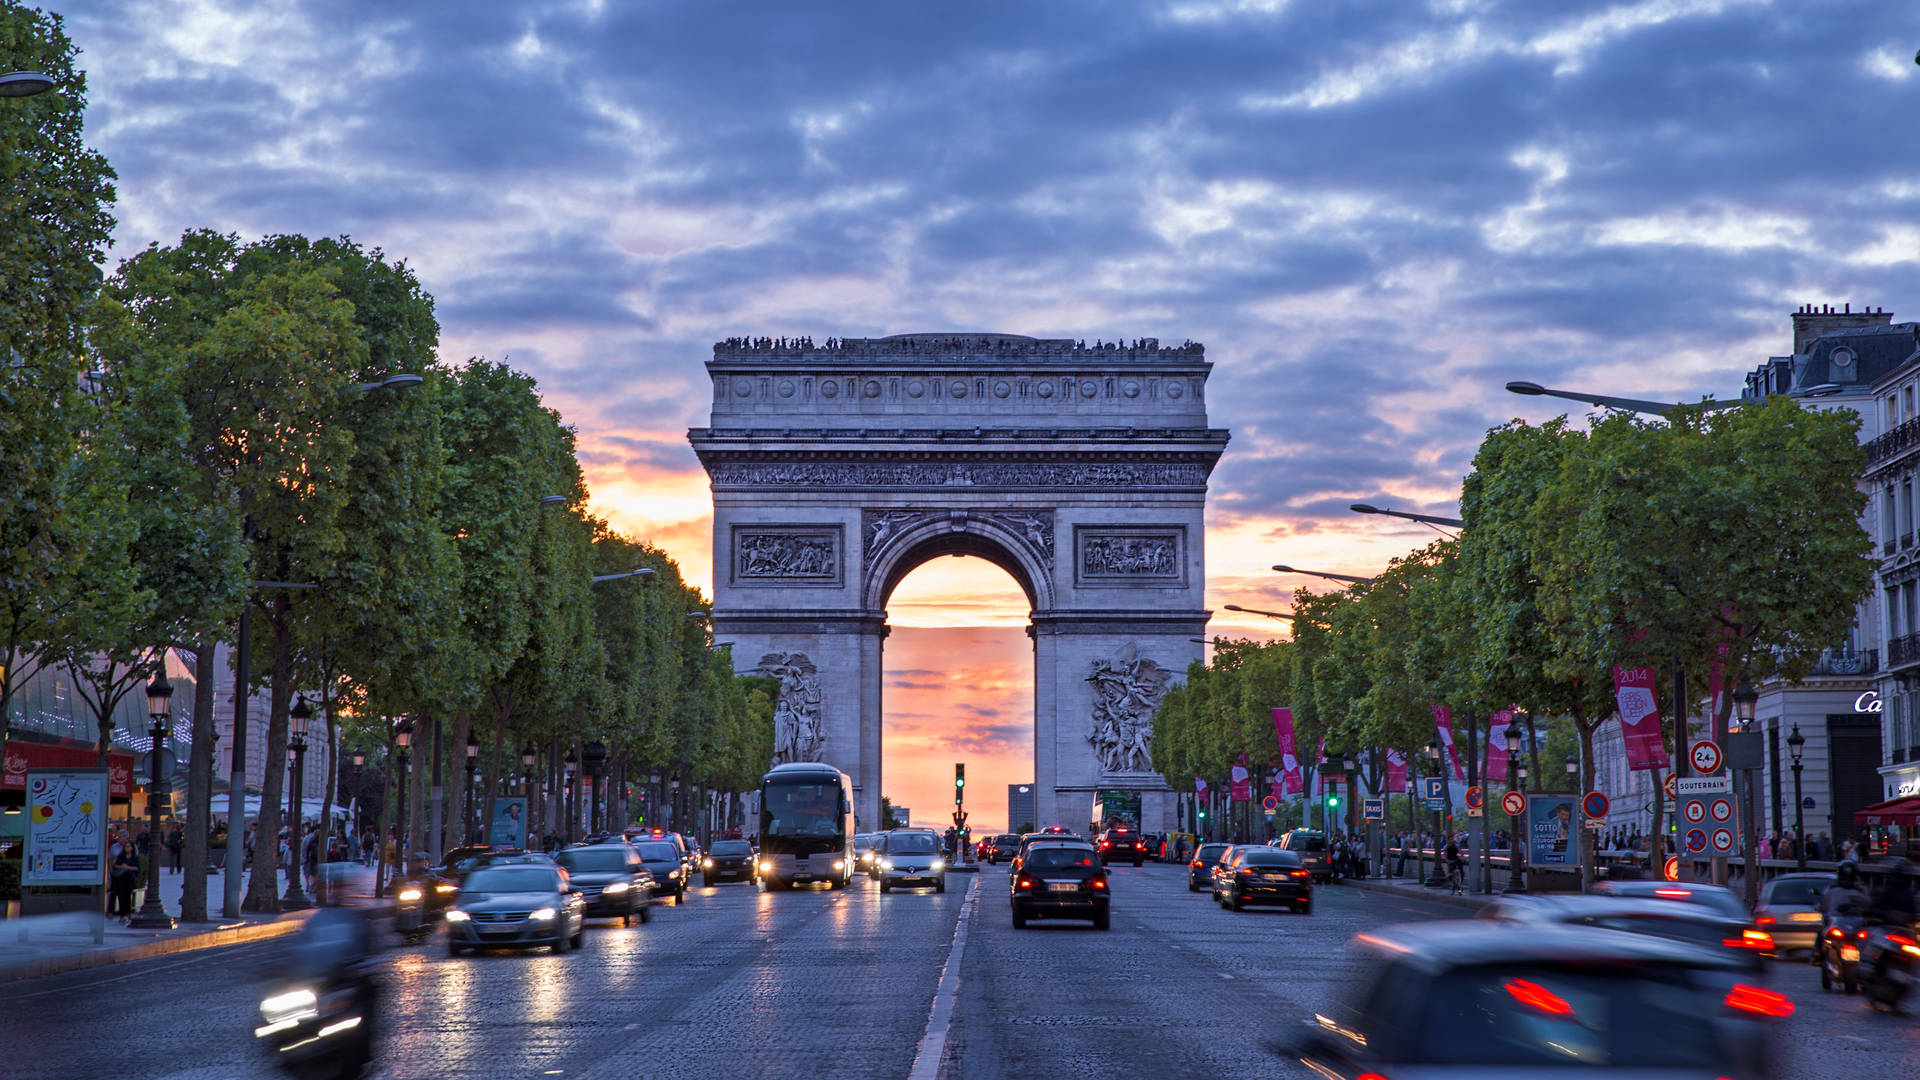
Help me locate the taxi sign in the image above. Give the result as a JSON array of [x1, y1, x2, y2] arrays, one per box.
[[1689, 740, 1723, 775], [1500, 790, 1527, 816], [1363, 796, 1385, 821]]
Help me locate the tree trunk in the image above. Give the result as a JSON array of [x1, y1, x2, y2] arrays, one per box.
[[180, 639, 216, 921], [316, 678, 337, 903], [1577, 718, 1597, 892], [408, 713, 429, 867], [243, 594, 292, 913]]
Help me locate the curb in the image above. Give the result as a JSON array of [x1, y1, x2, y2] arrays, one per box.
[[1341, 876, 1490, 913], [0, 909, 318, 984]]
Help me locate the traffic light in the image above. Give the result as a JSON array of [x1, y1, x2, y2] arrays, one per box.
[[954, 762, 965, 804]]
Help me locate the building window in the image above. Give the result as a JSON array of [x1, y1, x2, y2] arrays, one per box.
[[1888, 486, 1900, 545], [1903, 481, 1914, 540], [1906, 385, 1915, 420]]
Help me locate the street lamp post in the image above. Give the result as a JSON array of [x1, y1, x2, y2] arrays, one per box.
[[281, 697, 312, 910], [1349, 503, 1464, 530], [1425, 742, 1445, 886], [1510, 757, 1531, 894], [1272, 564, 1375, 585], [1222, 604, 1294, 621], [520, 743, 538, 846], [1732, 676, 1760, 910], [564, 748, 579, 841], [1787, 724, 1807, 872], [1564, 754, 1582, 893], [393, 723, 412, 887], [129, 671, 177, 929], [464, 732, 479, 844]]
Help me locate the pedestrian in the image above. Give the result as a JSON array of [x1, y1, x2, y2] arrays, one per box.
[[110, 832, 141, 917], [166, 825, 184, 871]]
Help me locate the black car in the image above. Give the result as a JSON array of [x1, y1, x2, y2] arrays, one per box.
[[554, 844, 657, 925], [632, 840, 688, 903], [1478, 895, 1770, 975], [1096, 827, 1147, 866], [443, 864, 587, 956], [1294, 922, 1788, 1079], [702, 838, 755, 885], [986, 834, 1020, 865], [1216, 847, 1312, 913], [1010, 843, 1110, 930], [1187, 842, 1231, 892], [1273, 829, 1334, 883]]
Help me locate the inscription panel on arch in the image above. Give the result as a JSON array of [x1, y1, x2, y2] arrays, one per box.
[[729, 524, 844, 587], [1074, 525, 1185, 586]]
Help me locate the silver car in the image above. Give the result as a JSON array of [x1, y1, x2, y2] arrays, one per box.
[[444, 864, 586, 956], [1752, 872, 1835, 955], [877, 830, 947, 893]]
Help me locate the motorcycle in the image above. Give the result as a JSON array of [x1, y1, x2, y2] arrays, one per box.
[[1858, 923, 1920, 1013], [393, 880, 430, 942], [256, 909, 379, 1078], [1818, 912, 1867, 994]]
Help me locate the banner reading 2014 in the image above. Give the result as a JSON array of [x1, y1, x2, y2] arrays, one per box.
[[1611, 665, 1671, 771]]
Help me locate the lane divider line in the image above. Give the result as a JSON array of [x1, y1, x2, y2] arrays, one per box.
[[907, 875, 977, 1080]]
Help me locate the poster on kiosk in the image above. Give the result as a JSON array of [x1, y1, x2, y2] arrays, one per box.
[[1526, 794, 1578, 869]]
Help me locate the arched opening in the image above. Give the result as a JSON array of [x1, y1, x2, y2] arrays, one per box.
[[881, 553, 1034, 834]]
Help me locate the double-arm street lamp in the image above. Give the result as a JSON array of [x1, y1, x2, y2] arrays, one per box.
[[129, 670, 177, 929], [1788, 725, 1807, 871], [1505, 379, 1840, 417], [1223, 604, 1294, 621], [1349, 503, 1464, 530], [1272, 564, 1374, 585]]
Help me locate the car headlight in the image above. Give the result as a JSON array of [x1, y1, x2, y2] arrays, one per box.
[[435, 883, 457, 893], [879, 859, 894, 871], [397, 887, 422, 902], [444, 910, 470, 922], [259, 988, 316, 1022], [833, 859, 846, 871], [758, 860, 773, 873], [703, 858, 713, 868], [603, 881, 629, 894], [667, 869, 680, 879], [930, 859, 944, 872], [529, 907, 557, 921]]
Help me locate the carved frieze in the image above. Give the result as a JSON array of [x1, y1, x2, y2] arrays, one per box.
[[859, 508, 1056, 575], [984, 512, 1055, 572], [709, 461, 1210, 490], [730, 526, 842, 586], [758, 652, 825, 764], [1076, 527, 1183, 583]]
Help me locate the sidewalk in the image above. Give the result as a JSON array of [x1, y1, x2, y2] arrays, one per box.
[[1342, 873, 1494, 912], [0, 860, 382, 983]]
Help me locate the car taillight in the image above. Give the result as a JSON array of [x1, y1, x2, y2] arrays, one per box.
[[1237, 867, 1256, 876], [1858, 929, 1870, 940], [1017, 877, 1036, 890], [1742, 929, 1773, 950], [1504, 978, 1575, 1016], [1754, 915, 1775, 925], [1291, 870, 1310, 879], [1890, 933, 1918, 948], [1827, 927, 1846, 939], [1725, 984, 1794, 1018], [1090, 878, 1107, 890]]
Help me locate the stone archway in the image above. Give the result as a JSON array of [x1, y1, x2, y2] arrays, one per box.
[[689, 334, 1229, 832]]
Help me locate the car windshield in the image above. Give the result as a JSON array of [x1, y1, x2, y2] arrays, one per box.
[[889, 835, 938, 855], [461, 868, 558, 893], [1026, 848, 1097, 871], [997, 835, 1019, 844], [1762, 878, 1832, 907], [1407, 963, 1731, 1069], [1196, 844, 1230, 861], [764, 780, 842, 836], [1242, 851, 1301, 868], [634, 842, 678, 861], [712, 840, 751, 855], [1610, 884, 1747, 919], [1580, 914, 1734, 949], [1288, 834, 1327, 852], [556, 849, 632, 873]]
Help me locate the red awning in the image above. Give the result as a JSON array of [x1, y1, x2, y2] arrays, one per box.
[[1854, 795, 1920, 827], [2, 739, 137, 799]]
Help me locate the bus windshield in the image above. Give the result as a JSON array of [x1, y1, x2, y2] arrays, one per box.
[[763, 781, 843, 837]]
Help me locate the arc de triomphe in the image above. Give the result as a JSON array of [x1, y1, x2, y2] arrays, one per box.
[[689, 334, 1228, 833]]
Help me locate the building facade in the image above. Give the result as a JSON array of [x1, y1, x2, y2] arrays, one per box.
[[1007, 783, 1036, 832]]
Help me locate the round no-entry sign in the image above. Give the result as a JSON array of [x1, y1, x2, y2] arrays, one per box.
[[1690, 740, 1723, 775], [1683, 800, 1706, 823], [1663, 856, 1679, 881], [1712, 828, 1735, 852], [1583, 791, 1609, 819], [1501, 790, 1527, 816], [1709, 797, 1734, 823]]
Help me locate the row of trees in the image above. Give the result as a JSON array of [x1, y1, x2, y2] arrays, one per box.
[[0, 6, 773, 917], [1156, 397, 1876, 867]]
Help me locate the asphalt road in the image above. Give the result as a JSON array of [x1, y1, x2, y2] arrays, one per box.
[[1, 863, 1913, 1079]]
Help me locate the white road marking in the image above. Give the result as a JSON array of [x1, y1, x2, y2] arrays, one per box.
[[908, 875, 977, 1080]]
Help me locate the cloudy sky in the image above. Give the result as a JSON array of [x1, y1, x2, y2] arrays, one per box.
[[67, 0, 1920, 827]]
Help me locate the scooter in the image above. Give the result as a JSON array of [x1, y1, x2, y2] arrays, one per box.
[[1818, 912, 1866, 994], [393, 881, 430, 943], [256, 909, 379, 1078], [1858, 923, 1920, 1013]]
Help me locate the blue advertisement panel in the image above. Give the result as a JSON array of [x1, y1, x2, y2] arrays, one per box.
[[490, 797, 528, 848], [1527, 793, 1578, 867]]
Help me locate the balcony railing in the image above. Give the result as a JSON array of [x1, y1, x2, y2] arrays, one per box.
[[1887, 633, 1920, 669], [1867, 415, 1920, 467], [1808, 648, 1878, 676]]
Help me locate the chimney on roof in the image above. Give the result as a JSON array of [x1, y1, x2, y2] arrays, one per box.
[[1792, 303, 1893, 354]]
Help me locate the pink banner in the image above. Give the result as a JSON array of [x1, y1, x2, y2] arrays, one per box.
[[1230, 754, 1252, 801], [1432, 705, 1466, 781], [1485, 710, 1512, 783], [1194, 776, 1208, 797], [1612, 665, 1671, 771], [1386, 748, 1407, 792], [1272, 708, 1304, 796]]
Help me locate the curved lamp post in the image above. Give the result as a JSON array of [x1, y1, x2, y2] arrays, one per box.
[[129, 670, 177, 928], [281, 696, 313, 910], [1787, 724, 1807, 871]]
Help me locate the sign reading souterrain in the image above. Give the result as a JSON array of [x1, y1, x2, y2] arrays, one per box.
[[691, 333, 1229, 834]]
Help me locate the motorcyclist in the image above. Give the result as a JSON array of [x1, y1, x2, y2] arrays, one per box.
[[1821, 860, 1870, 920], [1866, 858, 1917, 928]]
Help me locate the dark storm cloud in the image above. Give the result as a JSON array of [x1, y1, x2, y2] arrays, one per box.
[[70, 0, 1920, 539]]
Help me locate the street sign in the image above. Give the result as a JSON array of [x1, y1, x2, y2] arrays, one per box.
[[1468, 806, 1484, 818], [1464, 786, 1484, 810], [1501, 790, 1527, 816], [1677, 792, 1739, 855], [1662, 856, 1679, 881], [1712, 827, 1734, 852], [1664, 774, 1676, 799], [1362, 797, 1384, 821], [1708, 796, 1734, 824], [1802, 796, 1816, 810], [1682, 799, 1706, 824], [1261, 795, 1278, 812], [1689, 740, 1723, 775], [1684, 827, 1708, 853], [1421, 776, 1445, 811], [1582, 791, 1609, 819], [1676, 776, 1731, 796]]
